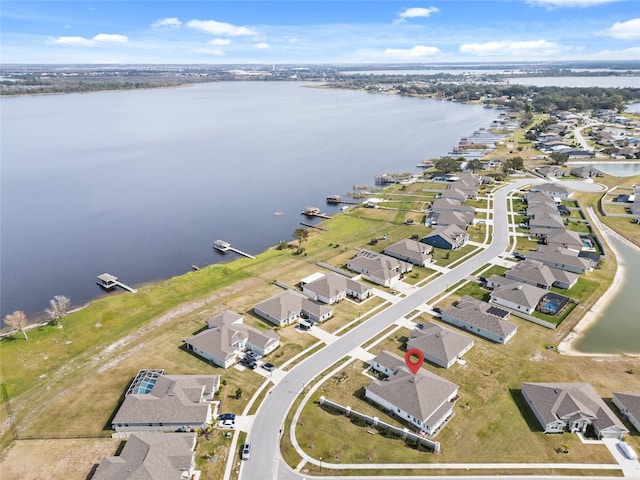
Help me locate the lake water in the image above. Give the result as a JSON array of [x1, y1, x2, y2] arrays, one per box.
[[569, 162, 640, 177], [1, 81, 500, 319], [574, 234, 640, 354]]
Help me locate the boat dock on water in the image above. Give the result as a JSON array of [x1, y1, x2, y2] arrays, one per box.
[[97, 273, 138, 293], [213, 240, 255, 259], [302, 206, 332, 219]]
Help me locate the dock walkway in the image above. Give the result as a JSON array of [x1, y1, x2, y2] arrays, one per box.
[[213, 240, 255, 259]]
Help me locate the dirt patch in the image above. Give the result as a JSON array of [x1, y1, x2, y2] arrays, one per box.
[[0, 438, 120, 480]]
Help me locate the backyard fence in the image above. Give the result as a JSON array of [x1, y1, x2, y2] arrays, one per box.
[[318, 396, 440, 454]]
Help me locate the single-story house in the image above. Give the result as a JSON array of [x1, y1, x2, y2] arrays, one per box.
[[526, 204, 559, 217], [525, 192, 557, 208], [253, 289, 333, 327], [184, 311, 279, 369], [302, 272, 373, 304], [440, 296, 517, 344], [570, 166, 603, 178], [529, 213, 565, 233], [384, 239, 433, 267], [543, 229, 583, 251], [489, 280, 548, 315], [531, 183, 573, 200], [536, 165, 567, 178], [347, 249, 412, 287], [521, 383, 629, 439], [440, 187, 468, 202], [92, 433, 198, 480], [505, 259, 578, 290], [526, 247, 593, 274], [426, 209, 475, 229], [407, 323, 474, 369], [112, 370, 220, 432], [366, 351, 459, 436], [430, 197, 476, 214], [422, 225, 469, 250], [612, 392, 640, 433]]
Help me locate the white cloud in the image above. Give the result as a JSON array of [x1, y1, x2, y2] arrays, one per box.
[[526, 0, 621, 7], [151, 17, 182, 29], [186, 19, 257, 36], [209, 38, 231, 46], [384, 45, 440, 58], [460, 39, 561, 57], [253, 42, 269, 49], [600, 18, 640, 40], [195, 47, 226, 55], [49, 33, 128, 47], [92, 34, 128, 43], [588, 46, 640, 60], [397, 7, 439, 21]]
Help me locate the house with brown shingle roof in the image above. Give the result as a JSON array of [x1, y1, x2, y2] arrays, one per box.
[[184, 311, 279, 368], [407, 323, 474, 368], [347, 249, 412, 287], [366, 351, 459, 435], [521, 383, 628, 439], [92, 432, 198, 480], [112, 370, 219, 432], [440, 296, 517, 344]]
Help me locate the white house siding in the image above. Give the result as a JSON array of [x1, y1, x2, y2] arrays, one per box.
[[490, 296, 535, 315], [613, 395, 640, 433], [424, 352, 454, 369], [254, 308, 298, 327], [364, 389, 428, 433], [440, 312, 513, 344], [188, 346, 234, 369]]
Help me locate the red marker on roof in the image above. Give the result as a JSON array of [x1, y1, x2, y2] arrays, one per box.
[[405, 348, 424, 375]]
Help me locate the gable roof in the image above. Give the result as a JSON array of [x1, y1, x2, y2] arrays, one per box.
[[384, 239, 433, 264], [527, 248, 592, 271], [613, 392, 640, 422], [407, 323, 474, 366], [304, 272, 371, 299], [423, 224, 468, 247], [544, 229, 582, 249], [254, 289, 332, 322], [522, 383, 628, 434], [366, 351, 458, 423], [93, 433, 196, 480], [533, 182, 572, 196], [112, 372, 219, 427]]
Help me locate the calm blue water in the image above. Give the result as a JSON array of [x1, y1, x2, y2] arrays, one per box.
[[1, 82, 499, 319]]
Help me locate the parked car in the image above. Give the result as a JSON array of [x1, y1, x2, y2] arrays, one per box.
[[416, 323, 425, 330], [617, 441, 638, 460], [245, 351, 259, 360], [241, 443, 252, 460], [261, 362, 275, 372], [240, 358, 257, 369], [513, 252, 526, 260], [432, 307, 442, 314]]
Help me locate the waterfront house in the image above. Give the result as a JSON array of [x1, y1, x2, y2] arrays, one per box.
[[505, 259, 578, 290], [526, 246, 593, 274], [543, 229, 583, 252], [253, 289, 333, 327], [531, 183, 573, 200], [366, 351, 459, 436], [489, 280, 548, 315], [612, 392, 640, 433], [521, 383, 628, 439], [535, 166, 567, 178], [92, 433, 198, 480], [570, 166, 603, 178], [440, 296, 517, 344], [407, 323, 474, 368], [384, 239, 433, 267], [529, 213, 565, 234], [347, 249, 412, 287], [184, 311, 279, 369], [302, 271, 373, 304], [422, 225, 469, 250], [112, 369, 219, 432]]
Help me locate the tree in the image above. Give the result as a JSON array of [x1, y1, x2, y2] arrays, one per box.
[[235, 387, 242, 399], [435, 156, 460, 174], [293, 228, 309, 246], [276, 240, 288, 251], [550, 152, 569, 165], [46, 294, 71, 325], [4, 310, 28, 340], [467, 159, 483, 173]]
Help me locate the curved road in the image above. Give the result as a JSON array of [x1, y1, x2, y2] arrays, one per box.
[[240, 179, 538, 480]]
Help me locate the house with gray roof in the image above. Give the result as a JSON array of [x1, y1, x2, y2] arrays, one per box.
[[407, 323, 474, 368], [112, 370, 219, 432], [366, 351, 459, 435], [93, 432, 198, 480], [384, 239, 433, 267], [347, 249, 412, 287], [505, 259, 578, 290], [440, 187, 468, 202], [440, 296, 517, 344], [422, 225, 469, 250], [184, 311, 279, 369], [525, 191, 557, 207], [253, 289, 333, 327], [612, 392, 640, 433], [529, 213, 565, 234], [426, 209, 475, 229], [543, 229, 583, 251], [430, 197, 476, 214], [536, 165, 568, 178], [521, 383, 628, 439], [531, 183, 573, 200], [527, 247, 593, 274], [570, 166, 603, 178], [489, 280, 548, 315], [302, 272, 373, 304], [526, 204, 559, 217]]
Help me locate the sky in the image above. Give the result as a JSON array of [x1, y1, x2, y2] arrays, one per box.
[[1, 0, 639, 64]]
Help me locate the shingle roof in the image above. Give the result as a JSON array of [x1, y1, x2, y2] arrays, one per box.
[[304, 272, 371, 300], [366, 351, 458, 423], [384, 239, 433, 264], [522, 383, 628, 434], [423, 224, 468, 248], [254, 289, 331, 322], [443, 295, 517, 339], [407, 323, 474, 366], [613, 392, 640, 424], [93, 433, 196, 480], [490, 281, 547, 310], [505, 259, 556, 288], [526, 249, 592, 271]]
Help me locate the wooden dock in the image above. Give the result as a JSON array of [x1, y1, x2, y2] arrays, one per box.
[[213, 240, 255, 259], [97, 273, 138, 293], [300, 222, 327, 231]]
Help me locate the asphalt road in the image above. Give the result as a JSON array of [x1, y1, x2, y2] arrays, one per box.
[[240, 179, 538, 480]]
